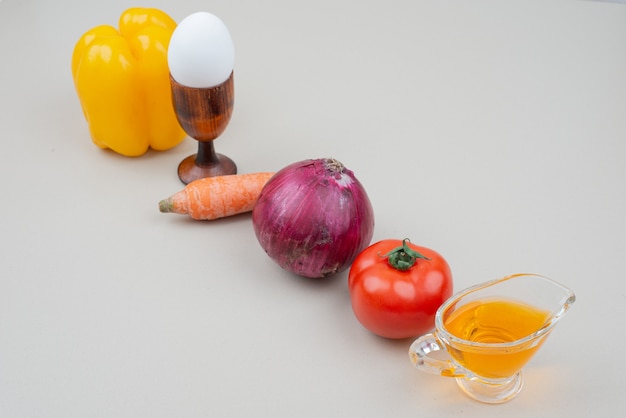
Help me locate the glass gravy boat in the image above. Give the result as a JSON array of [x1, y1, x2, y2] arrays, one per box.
[[409, 273, 575, 404]]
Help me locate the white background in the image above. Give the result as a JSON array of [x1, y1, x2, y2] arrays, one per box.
[[1, 0, 625, 417]]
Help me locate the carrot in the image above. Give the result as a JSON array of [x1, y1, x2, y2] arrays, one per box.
[[158, 172, 275, 220]]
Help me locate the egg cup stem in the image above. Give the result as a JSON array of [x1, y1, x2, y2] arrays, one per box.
[[196, 140, 219, 165], [177, 141, 237, 185]]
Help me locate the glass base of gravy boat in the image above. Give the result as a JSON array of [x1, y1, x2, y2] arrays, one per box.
[[455, 372, 523, 404], [409, 273, 575, 404]]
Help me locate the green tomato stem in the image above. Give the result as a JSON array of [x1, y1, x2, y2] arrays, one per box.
[[385, 239, 430, 271]]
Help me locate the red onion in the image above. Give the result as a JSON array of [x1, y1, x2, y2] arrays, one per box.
[[252, 158, 375, 278]]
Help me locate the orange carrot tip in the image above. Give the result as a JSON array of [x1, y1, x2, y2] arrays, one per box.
[[158, 172, 275, 220]]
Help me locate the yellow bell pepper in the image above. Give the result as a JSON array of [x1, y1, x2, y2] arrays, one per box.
[[71, 8, 186, 157]]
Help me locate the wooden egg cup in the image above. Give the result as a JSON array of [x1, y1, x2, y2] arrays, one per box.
[[170, 72, 236, 184]]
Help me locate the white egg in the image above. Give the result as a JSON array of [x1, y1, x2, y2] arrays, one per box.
[[168, 12, 235, 88]]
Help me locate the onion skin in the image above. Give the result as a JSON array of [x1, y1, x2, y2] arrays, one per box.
[[252, 158, 375, 278]]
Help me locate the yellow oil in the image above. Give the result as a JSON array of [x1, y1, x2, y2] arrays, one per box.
[[443, 298, 552, 379]]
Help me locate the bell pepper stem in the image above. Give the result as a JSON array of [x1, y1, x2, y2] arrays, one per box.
[[384, 239, 430, 271]]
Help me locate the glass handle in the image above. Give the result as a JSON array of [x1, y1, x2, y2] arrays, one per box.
[[408, 334, 466, 378]]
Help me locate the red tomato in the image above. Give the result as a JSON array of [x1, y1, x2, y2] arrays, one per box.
[[348, 239, 453, 339]]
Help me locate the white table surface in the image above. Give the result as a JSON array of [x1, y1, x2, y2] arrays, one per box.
[[1, 0, 625, 416]]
